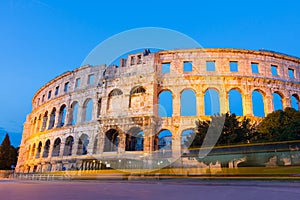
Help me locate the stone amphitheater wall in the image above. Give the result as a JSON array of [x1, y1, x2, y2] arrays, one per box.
[[16, 49, 300, 172]]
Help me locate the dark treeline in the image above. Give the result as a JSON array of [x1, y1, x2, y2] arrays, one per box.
[[0, 133, 18, 170], [187, 107, 300, 148]]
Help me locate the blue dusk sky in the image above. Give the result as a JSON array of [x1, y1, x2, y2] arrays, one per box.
[[1, 0, 300, 147]]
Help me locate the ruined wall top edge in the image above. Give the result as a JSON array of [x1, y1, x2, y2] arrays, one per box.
[[31, 48, 300, 110]]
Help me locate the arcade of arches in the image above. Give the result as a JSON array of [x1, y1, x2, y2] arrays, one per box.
[[16, 49, 300, 173], [24, 86, 299, 172]]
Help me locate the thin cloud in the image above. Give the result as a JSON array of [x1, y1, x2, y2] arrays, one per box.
[[31, 0, 55, 10]]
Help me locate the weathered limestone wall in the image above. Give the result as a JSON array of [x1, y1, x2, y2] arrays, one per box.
[[16, 48, 300, 173]]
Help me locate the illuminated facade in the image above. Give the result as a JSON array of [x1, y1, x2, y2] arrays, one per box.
[[16, 48, 300, 173]]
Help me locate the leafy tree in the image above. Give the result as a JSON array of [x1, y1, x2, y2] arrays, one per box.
[[0, 133, 18, 170], [258, 107, 300, 142], [187, 119, 209, 148], [187, 113, 257, 148]]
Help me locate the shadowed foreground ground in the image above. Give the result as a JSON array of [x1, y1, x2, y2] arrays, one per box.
[[1, 179, 300, 200]]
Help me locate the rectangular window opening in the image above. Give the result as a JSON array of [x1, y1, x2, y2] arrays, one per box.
[[131, 56, 136, 65], [288, 68, 295, 79], [230, 61, 238, 72], [251, 62, 259, 74], [137, 55, 142, 64], [75, 78, 81, 88], [48, 91, 52, 99], [206, 61, 216, 72], [64, 82, 69, 92], [271, 65, 278, 76], [55, 86, 59, 95], [88, 74, 94, 84], [162, 62, 171, 74], [183, 61, 193, 72]]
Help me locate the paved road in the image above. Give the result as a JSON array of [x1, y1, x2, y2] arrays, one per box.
[[1, 179, 300, 200]]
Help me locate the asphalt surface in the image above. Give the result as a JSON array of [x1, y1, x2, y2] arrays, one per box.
[[1, 179, 300, 200]]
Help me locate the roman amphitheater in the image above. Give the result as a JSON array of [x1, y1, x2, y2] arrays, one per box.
[[16, 48, 300, 173]]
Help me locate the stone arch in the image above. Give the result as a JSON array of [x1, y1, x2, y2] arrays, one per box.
[[42, 139, 50, 158], [97, 98, 102, 117], [180, 89, 197, 116], [227, 87, 243, 94], [82, 98, 93, 122], [107, 88, 124, 112], [35, 141, 42, 158], [252, 88, 266, 96], [181, 129, 196, 150], [104, 129, 119, 152], [63, 136, 74, 156], [154, 129, 172, 151], [57, 104, 67, 127], [130, 86, 146, 94], [70, 101, 79, 125], [36, 114, 42, 133], [41, 111, 48, 131], [26, 145, 31, 160], [109, 88, 123, 96], [77, 134, 89, 155], [31, 143, 36, 159], [52, 137, 61, 157], [204, 88, 220, 116], [125, 127, 144, 151], [252, 89, 265, 117], [93, 134, 99, 154], [31, 117, 37, 134], [228, 88, 243, 116], [129, 86, 146, 108], [48, 107, 56, 130], [291, 94, 299, 111], [158, 90, 173, 117], [272, 91, 283, 111]]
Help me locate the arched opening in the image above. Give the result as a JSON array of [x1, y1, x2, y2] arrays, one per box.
[[125, 127, 144, 151], [107, 89, 123, 112], [31, 117, 36, 134], [273, 92, 283, 111], [252, 90, 265, 117], [104, 129, 119, 152], [57, 104, 67, 127], [77, 134, 89, 155], [70, 101, 78, 125], [158, 90, 173, 117], [97, 98, 102, 117], [181, 129, 196, 151], [31, 143, 36, 159], [204, 88, 220, 116], [41, 111, 48, 131], [63, 136, 74, 156], [229, 89, 243, 116], [93, 134, 99, 154], [129, 86, 146, 108], [36, 141, 42, 158], [36, 115, 41, 133], [48, 108, 56, 129], [291, 94, 299, 111], [27, 145, 31, 160], [83, 99, 93, 122], [52, 138, 61, 157], [180, 89, 196, 116], [42, 140, 50, 158], [154, 130, 172, 151]]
